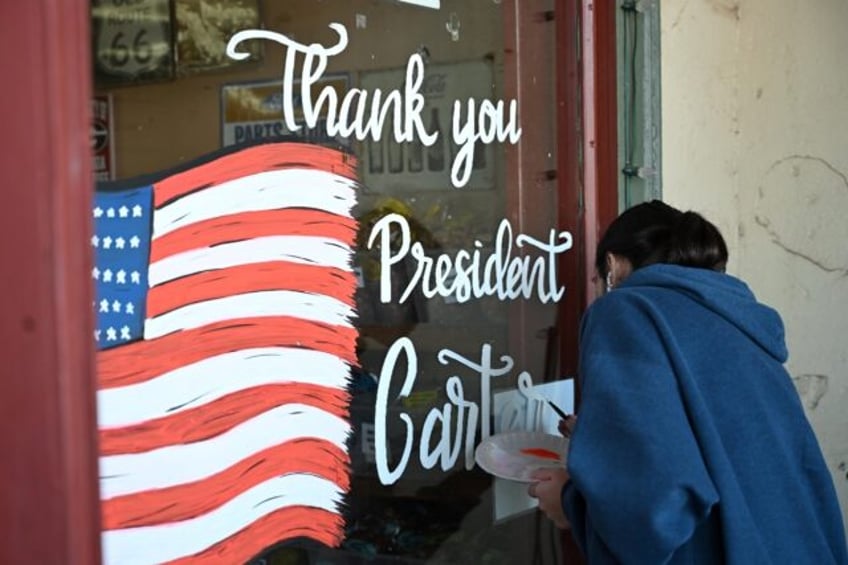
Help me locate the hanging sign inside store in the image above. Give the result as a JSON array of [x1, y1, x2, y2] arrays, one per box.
[[91, 0, 174, 85], [220, 75, 351, 148], [227, 24, 522, 189], [396, 0, 441, 8]]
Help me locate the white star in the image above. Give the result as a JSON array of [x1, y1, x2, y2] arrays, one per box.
[[112, 300, 121, 313], [94, 329, 101, 342], [116, 270, 126, 284], [132, 205, 143, 217], [103, 236, 113, 249], [118, 206, 129, 218], [125, 302, 135, 315], [106, 327, 117, 341], [92, 267, 100, 280], [129, 236, 141, 249], [120, 326, 131, 340], [115, 237, 125, 249], [91, 235, 99, 248], [131, 271, 141, 284], [93, 207, 104, 218], [107, 207, 116, 218], [99, 299, 109, 313], [103, 269, 113, 283]]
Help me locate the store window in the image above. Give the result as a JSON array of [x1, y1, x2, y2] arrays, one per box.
[[91, 1, 575, 563]]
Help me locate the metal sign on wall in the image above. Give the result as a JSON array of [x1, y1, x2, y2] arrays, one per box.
[[91, 95, 115, 181], [92, 0, 174, 86], [175, 0, 261, 76]]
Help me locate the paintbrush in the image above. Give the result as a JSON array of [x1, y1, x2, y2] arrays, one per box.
[[545, 398, 570, 421]]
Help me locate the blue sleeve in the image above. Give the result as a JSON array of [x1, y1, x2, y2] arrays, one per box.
[[567, 292, 719, 564]]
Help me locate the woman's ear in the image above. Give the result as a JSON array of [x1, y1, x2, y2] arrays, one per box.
[[605, 253, 615, 277], [607, 253, 633, 289]]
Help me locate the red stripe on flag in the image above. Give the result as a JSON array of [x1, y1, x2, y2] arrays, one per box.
[[149, 209, 357, 263], [100, 384, 351, 455], [154, 143, 358, 208], [102, 439, 349, 530], [146, 262, 357, 319], [97, 318, 358, 390], [165, 507, 345, 565]]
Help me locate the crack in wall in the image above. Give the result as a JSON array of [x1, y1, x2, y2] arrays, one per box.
[[670, 0, 691, 30], [765, 154, 848, 191], [754, 154, 848, 276], [753, 215, 848, 276]]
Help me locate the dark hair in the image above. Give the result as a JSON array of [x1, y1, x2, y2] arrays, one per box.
[[595, 200, 728, 277]]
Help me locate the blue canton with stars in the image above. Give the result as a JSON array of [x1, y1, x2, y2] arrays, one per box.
[[92, 186, 153, 350]]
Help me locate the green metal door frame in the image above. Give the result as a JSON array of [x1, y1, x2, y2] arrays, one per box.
[[617, 0, 663, 210]]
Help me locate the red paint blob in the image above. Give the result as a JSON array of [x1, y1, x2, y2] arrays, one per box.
[[520, 447, 561, 461]]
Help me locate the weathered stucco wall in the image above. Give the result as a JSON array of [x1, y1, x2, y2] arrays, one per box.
[[662, 0, 848, 533]]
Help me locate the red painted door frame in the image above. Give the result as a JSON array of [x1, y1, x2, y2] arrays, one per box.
[[0, 1, 102, 564], [555, 1, 617, 562], [503, 0, 618, 384], [0, 0, 615, 561], [578, 0, 620, 307], [556, 0, 618, 379]]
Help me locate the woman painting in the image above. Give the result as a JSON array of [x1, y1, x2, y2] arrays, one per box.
[[528, 200, 847, 564]]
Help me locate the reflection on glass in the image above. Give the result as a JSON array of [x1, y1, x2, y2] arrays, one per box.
[[369, 137, 385, 174], [473, 138, 487, 170], [408, 138, 424, 173], [427, 107, 445, 172], [387, 116, 404, 174]]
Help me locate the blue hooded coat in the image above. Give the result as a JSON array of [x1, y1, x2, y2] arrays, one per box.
[[562, 264, 847, 564]]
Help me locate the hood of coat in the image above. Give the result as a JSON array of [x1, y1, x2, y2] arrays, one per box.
[[615, 264, 788, 363]]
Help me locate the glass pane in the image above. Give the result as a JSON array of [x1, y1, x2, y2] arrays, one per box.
[[92, 1, 567, 563]]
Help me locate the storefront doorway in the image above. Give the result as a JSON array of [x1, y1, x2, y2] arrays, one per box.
[[0, 0, 618, 563]]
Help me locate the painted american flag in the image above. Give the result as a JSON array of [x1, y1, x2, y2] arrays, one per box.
[[93, 143, 359, 564]]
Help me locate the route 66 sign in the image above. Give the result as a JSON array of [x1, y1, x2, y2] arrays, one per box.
[[92, 0, 174, 85]]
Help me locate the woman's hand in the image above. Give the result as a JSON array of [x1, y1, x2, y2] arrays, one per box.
[[558, 415, 577, 437], [527, 467, 571, 529]]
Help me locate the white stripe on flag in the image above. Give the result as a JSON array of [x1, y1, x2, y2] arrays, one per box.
[[147, 235, 353, 287], [100, 404, 350, 499], [148, 235, 353, 288], [97, 347, 351, 429], [142, 290, 355, 339], [152, 169, 357, 239], [102, 474, 344, 565]]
